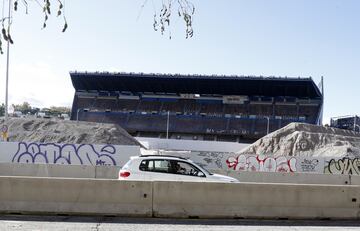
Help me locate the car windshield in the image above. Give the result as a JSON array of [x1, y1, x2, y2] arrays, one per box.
[[193, 163, 213, 175]]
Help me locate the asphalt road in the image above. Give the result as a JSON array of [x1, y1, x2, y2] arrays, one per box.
[[1, 215, 360, 231]]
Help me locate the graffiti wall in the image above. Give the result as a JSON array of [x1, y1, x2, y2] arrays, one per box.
[[324, 157, 360, 175], [225, 154, 325, 173], [168, 150, 359, 175], [0, 142, 140, 166], [224, 154, 360, 175], [1, 141, 360, 175]]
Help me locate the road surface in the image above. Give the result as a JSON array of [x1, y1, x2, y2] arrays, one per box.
[[1, 215, 360, 231]]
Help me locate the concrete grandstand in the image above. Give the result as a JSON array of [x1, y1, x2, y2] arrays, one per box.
[[69, 72, 323, 145]]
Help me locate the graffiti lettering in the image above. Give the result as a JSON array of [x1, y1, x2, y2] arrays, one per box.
[[198, 152, 224, 169], [300, 158, 319, 172], [11, 142, 117, 166], [226, 154, 297, 173], [325, 158, 360, 175]]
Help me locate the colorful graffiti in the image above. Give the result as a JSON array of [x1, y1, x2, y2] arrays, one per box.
[[226, 154, 297, 173], [325, 158, 360, 175], [11, 142, 117, 166]]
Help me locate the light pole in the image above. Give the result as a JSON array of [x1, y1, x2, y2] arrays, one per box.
[[354, 124, 360, 133], [166, 111, 170, 139], [4, 0, 12, 121], [265, 116, 270, 135], [354, 116, 358, 132]]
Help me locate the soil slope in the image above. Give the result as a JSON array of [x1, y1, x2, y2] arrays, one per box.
[[0, 117, 140, 146], [239, 123, 360, 157]]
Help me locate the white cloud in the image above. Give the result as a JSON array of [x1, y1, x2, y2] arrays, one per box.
[[1, 62, 73, 108]]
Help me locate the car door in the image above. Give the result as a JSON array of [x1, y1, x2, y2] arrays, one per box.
[[173, 160, 207, 182], [143, 159, 175, 181]]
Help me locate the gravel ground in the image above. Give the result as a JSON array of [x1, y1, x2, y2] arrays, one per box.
[[0, 117, 140, 146]]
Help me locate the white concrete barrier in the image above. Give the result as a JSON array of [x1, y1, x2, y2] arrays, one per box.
[[0, 163, 96, 178], [1, 176, 360, 219], [0, 163, 121, 179], [95, 165, 121, 179], [152, 181, 360, 219], [213, 169, 354, 185], [0, 141, 140, 166], [2, 163, 360, 185], [0, 176, 152, 216]]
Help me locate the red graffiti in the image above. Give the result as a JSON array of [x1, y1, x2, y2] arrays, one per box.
[[226, 154, 297, 172]]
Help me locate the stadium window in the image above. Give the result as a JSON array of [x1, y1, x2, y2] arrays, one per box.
[[299, 116, 306, 121]]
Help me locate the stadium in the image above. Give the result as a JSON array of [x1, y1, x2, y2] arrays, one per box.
[[330, 115, 360, 132], [70, 72, 323, 151]]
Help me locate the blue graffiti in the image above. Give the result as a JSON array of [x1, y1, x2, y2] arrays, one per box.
[[12, 142, 117, 166]]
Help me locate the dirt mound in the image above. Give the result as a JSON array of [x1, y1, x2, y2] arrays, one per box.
[[0, 117, 140, 146], [239, 123, 360, 158]]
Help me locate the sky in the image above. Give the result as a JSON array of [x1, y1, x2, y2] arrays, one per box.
[[0, 0, 359, 124]]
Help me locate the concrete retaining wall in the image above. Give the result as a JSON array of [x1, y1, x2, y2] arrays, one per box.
[[1, 176, 360, 219], [0, 176, 152, 216], [0, 141, 140, 166], [1, 163, 360, 185], [0, 163, 121, 179], [213, 169, 355, 185], [152, 181, 360, 219]]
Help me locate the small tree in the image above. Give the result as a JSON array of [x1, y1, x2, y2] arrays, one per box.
[[11, 101, 32, 114], [49, 106, 71, 116], [0, 103, 4, 116]]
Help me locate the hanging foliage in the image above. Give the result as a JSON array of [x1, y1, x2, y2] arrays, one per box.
[[152, 0, 195, 39], [0, 0, 67, 54], [0, 0, 196, 54]]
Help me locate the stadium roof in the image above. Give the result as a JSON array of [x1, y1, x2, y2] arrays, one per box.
[[70, 72, 323, 98]]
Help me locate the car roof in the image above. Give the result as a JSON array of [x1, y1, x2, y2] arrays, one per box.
[[136, 155, 189, 161]]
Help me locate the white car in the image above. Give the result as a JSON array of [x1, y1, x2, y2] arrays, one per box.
[[119, 155, 239, 183]]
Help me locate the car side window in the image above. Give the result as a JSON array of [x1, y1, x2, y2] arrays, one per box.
[[139, 159, 205, 177], [153, 160, 171, 173], [139, 160, 149, 171], [139, 159, 171, 173], [171, 160, 205, 177]]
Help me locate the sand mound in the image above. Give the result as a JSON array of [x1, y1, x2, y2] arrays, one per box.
[[239, 123, 360, 158], [0, 117, 140, 146]]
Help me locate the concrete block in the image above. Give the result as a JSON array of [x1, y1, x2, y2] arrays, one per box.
[[95, 165, 121, 179], [0, 163, 95, 178], [213, 169, 352, 185], [152, 181, 360, 219], [0, 176, 152, 216], [350, 175, 360, 185]]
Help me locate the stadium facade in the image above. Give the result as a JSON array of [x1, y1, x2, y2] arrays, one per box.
[[70, 72, 323, 146], [330, 115, 360, 132]]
